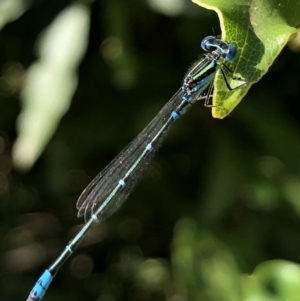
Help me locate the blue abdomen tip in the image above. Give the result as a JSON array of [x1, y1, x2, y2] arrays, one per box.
[[29, 270, 53, 301]]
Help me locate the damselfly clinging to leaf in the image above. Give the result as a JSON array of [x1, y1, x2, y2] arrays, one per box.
[[27, 35, 245, 301]]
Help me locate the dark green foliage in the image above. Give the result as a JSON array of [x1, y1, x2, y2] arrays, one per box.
[[0, 0, 300, 300]]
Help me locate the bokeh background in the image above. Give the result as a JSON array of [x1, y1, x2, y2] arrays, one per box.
[[1, 0, 300, 300]]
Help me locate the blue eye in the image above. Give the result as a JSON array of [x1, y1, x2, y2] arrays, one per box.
[[225, 44, 237, 61], [200, 35, 216, 51], [201, 36, 238, 62]]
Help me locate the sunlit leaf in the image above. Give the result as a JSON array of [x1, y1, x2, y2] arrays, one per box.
[[193, 0, 300, 118], [0, 0, 31, 29], [172, 220, 300, 301], [249, 260, 300, 301], [12, 3, 90, 170]]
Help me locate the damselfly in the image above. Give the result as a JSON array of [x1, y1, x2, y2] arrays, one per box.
[[27, 35, 243, 301]]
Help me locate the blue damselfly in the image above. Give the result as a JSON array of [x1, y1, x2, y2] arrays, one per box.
[[27, 35, 242, 301]]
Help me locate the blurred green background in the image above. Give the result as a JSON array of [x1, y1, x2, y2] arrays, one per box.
[[1, 0, 300, 300]]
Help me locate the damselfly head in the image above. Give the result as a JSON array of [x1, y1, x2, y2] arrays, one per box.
[[201, 36, 238, 61]]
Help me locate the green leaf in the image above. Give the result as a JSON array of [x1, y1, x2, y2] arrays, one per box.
[[12, 3, 90, 170], [172, 221, 300, 301], [0, 0, 31, 29], [172, 218, 242, 300], [249, 260, 300, 301], [193, 0, 300, 119]]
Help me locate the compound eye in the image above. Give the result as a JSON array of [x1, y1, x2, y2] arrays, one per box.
[[200, 35, 216, 52], [225, 44, 237, 61]]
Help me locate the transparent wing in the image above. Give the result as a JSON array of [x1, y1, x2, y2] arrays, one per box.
[[76, 53, 217, 223], [77, 88, 185, 222]]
